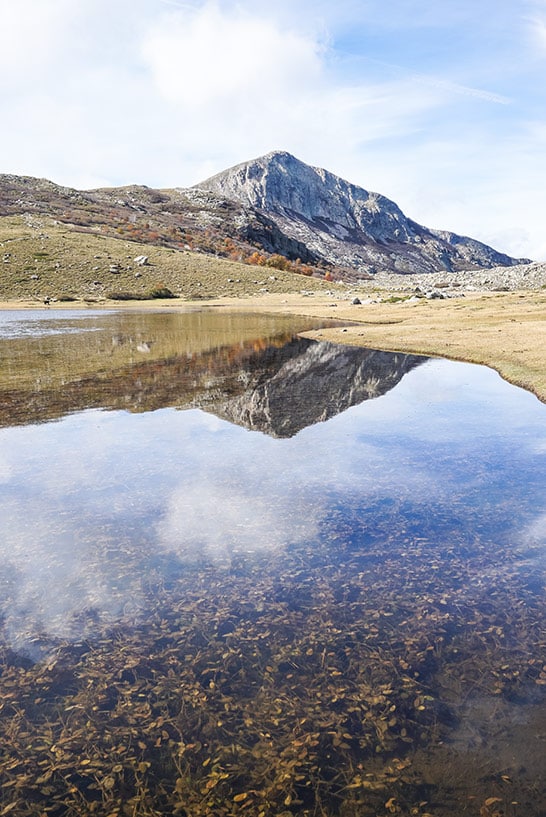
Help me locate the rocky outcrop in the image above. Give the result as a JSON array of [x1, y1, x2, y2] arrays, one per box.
[[361, 260, 546, 293], [196, 151, 530, 275]]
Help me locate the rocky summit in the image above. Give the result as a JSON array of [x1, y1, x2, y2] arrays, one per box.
[[195, 150, 530, 276]]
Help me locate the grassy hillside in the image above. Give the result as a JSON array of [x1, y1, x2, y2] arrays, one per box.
[[0, 215, 332, 303]]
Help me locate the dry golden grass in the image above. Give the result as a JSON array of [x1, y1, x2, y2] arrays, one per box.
[[308, 293, 546, 403]]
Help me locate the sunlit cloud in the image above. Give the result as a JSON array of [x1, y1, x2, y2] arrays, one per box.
[[142, 4, 324, 106], [526, 0, 546, 51]]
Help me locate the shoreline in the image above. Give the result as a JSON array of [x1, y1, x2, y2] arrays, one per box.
[[1, 290, 545, 403]]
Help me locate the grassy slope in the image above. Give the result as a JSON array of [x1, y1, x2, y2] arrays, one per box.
[[0, 215, 331, 302]]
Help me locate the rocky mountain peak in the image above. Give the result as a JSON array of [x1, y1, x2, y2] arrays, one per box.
[[196, 151, 529, 275], [196, 150, 406, 232]]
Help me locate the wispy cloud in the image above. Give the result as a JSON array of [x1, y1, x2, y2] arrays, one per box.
[[525, 0, 546, 51], [409, 74, 511, 105]]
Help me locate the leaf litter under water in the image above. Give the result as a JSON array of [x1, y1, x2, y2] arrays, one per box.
[[0, 523, 545, 817]]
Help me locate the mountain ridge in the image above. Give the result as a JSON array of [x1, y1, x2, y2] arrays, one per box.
[[195, 150, 529, 275]]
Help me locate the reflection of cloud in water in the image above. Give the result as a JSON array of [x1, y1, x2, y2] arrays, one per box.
[[0, 406, 435, 654], [0, 531, 139, 657], [527, 513, 546, 539], [0, 454, 11, 483], [523, 513, 546, 566], [157, 479, 319, 566], [0, 506, 150, 656], [1, 358, 545, 655]]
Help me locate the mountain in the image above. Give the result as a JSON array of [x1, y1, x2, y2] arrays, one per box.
[[0, 172, 319, 265], [0, 152, 530, 292], [195, 150, 529, 276]]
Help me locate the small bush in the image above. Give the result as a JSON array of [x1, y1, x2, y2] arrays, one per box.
[[107, 286, 176, 300], [148, 285, 176, 299], [107, 291, 149, 301]]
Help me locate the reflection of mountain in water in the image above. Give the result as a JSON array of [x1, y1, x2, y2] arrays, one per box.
[[1, 326, 425, 435], [213, 339, 424, 437]]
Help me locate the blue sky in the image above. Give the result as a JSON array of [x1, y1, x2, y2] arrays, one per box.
[[1, 0, 545, 259]]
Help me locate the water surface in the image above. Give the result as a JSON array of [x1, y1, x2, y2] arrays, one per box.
[[0, 309, 544, 817]]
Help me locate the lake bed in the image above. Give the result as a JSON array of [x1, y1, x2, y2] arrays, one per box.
[[0, 309, 545, 817]]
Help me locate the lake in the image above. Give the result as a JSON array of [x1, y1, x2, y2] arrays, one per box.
[[0, 308, 545, 817]]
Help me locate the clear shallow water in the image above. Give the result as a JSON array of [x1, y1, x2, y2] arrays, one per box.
[[0, 310, 545, 816], [0, 308, 110, 338]]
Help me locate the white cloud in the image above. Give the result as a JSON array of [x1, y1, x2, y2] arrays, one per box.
[[136, 5, 456, 196], [0, 0, 74, 79], [534, 17, 546, 48], [410, 75, 510, 105], [142, 4, 324, 106], [526, 0, 546, 51]]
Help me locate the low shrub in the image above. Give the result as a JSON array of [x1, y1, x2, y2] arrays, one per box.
[[106, 286, 176, 300], [107, 291, 149, 301], [148, 285, 176, 299]]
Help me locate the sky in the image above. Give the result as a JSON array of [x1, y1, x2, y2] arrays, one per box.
[[1, 0, 545, 259]]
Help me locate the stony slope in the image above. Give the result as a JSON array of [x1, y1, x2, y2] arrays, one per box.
[[196, 150, 530, 276], [369, 260, 546, 293], [0, 173, 322, 268]]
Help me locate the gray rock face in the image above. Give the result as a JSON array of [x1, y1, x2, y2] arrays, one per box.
[[196, 151, 530, 275]]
